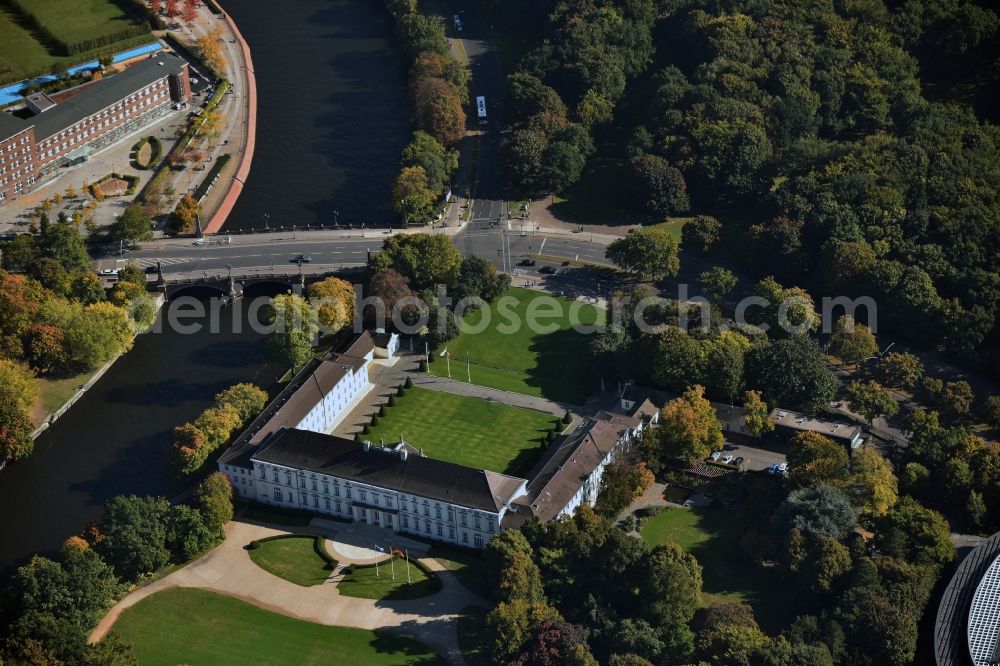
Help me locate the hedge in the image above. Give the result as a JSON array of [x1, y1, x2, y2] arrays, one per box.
[[90, 172, 139, 196], [193, 153, 231, 200], [131, 136, 162, 170]]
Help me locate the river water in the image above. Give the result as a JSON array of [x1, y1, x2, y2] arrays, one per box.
[[222, 0, 411, 231], [0, 0, 410, 578]]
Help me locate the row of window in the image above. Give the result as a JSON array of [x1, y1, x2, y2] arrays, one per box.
[[2, 135, 30, 152]]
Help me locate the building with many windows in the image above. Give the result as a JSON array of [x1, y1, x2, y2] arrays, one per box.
[[0, 52, 190, 202], [218, 333, 660, 548]]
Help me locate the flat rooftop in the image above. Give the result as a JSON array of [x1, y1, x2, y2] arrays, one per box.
[[769, 408, 862, 442]]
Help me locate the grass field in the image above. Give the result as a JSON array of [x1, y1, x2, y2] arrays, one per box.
[[0, 0, 151, 85], [647, 217, 693, 244], [364, 387, 557, 476], [111, 588, 445, 665], [428, 287, 604, 404], [247, 536, 335, 587], [30, 368, 98, 425], [640, 507, 794, 632], [338, 559, 440, 600]]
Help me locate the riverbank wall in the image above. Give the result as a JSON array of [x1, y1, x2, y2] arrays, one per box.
[[202, 1, 256, 236]]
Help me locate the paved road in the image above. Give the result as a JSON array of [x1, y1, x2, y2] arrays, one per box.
[[90, 519, 486, 664]]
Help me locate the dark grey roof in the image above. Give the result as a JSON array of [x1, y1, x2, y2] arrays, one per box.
[[252, 428, 525, 513], [0, 112, 32, 143], [31, 53, 186, 141], [936, 531, 1000, 666]]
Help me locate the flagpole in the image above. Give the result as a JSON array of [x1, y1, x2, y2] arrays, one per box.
[[374, 545, 380, 577], [406, 549, 411, 584], [391, 549, 396, 581]]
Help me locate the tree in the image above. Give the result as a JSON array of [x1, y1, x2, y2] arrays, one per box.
[[596, 460, 655, 517], [453, 255, 510, 303], [698, 267, 737, 302], [196, 25, 226, 73], [517, 620, 596, 665], [165, 504, 215, 561], [787, 432, 850, 489], [850, 447, 898, 520], [605, 226, 680, 281], [629, 154, 690, 218], [847, 380, 899, 425], [369, 233, 462, 289], [985, 395, 1000, 431], [507, 73, 567, 126], [748, 277, 818, 336], [308, 277, 356, 333], [881, 352, 923, 389], [939, 380, 974, 418], [10, 548, 123, 630], [266, 293, 318, 368], [215, 383, 267, 421], [25, 323, 68, 375], [400, 130, 455, 194], [182, 0, 197, 22], [392, 165, 437, 225], [682, 215, 722, 255], [829, 316, 878, 364], [412, 76, 466, 146], [427, 307, 460, 345], [40, 222, 90, 274], [506, 129, 549, 194], [195, 473, 233, 535], [745, 337, 837, 412], [742, 389, 773, 436], [647, 385, 723, 466], [96, 495, 172, 581], [484, 600, 562, 664], [165, 0, 179, 18], [63, 302, 135, 370], [398, 13, 448, 57], [112, 205, 152, 245], [0, 359, 38, 461], [775, 484, 857, 540], [368, 268, 415, 325], [170, 194, 201, 234], [874, 497, 954, 568]]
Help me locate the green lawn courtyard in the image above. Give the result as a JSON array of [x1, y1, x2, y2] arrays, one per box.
[[640, 507, 794, 632], [338, 559, 441, 600], [110, 588, 445, 665], [428, 287, 604, 404], [364, 387, 559, 477], [0, 0, 152, 84], [247, 536, 335, 587]]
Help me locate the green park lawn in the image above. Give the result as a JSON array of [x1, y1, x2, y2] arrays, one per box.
[[338, 559, 441, 600], [247, 536, 335, 587], [111, 588, 445, 665], [0, 0, 151, 85], [640, 507, 794, 632], [428, 287, 604, 404], [364, 387, 558, 476]]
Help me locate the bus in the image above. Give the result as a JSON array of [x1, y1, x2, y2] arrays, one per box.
[[476, 96, 487, 124]]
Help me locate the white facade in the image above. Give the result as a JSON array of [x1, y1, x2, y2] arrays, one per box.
[[555, 444, 618, 520], [245, 456, 515, 549], [295, 360, 369, 434]]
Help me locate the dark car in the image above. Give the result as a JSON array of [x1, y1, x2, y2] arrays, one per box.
[[145, 265, 158, 274], [517, 259, 536, 266], [291, 254, 312, 263], [539, 266, 557, 274]]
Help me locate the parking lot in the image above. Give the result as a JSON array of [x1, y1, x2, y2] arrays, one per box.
[[719, 440, 787, 472]]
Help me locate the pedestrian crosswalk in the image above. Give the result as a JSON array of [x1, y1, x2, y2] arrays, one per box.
[[130, 257, 191, 268]]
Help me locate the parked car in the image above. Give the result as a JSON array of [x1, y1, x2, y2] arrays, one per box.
[[777, 462, 789, 476], [517, 259, 536, 266], [768, 463, 779, 475], [145, 265, 158, 274], [291, 254, 312, 263], [734, 456, 745, 468], [710, 451, 722, 462], [99, 268, 117, 275], [539, 266, 557, 274], [722, 453, 734, 464]]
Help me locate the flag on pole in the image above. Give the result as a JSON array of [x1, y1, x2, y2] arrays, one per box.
[[373, 544, 384, 577], [390, 547, 396, 581], [405, 549, 411, 584]]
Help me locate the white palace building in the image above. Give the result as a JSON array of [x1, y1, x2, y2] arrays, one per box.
[[217, 332, 660, 548]]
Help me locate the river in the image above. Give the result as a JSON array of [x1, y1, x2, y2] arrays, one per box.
[[222, 0, 411, 231], [0, 0, 411, 577]]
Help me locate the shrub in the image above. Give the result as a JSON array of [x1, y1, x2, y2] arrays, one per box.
[[405, 376, 414, 388], [562, 411, 572, 424], [362, 423, 370, 434], [388, 394, 397, 406], [371, 415, 380, 426], [379, 405, 387, 417], [419, 360, 428, 371], [245, 540, 260, 550], [397, 384, 406, 396]]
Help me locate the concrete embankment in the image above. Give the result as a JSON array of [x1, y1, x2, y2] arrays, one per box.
[[202, 1, 257, 236]]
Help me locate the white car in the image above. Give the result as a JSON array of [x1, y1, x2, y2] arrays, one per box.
[[778, 462, 789, 476], [453, 14, 462, 30], [722, 453, 734, 464], [710, 451, 722, 462]]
